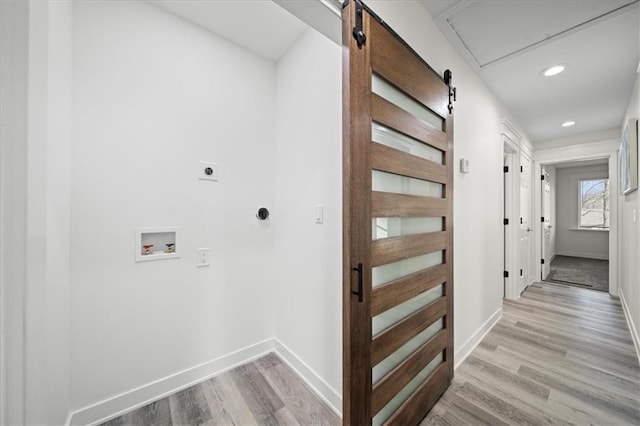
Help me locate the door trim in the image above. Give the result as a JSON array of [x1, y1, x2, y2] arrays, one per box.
[[502, 123, 521, 300], [533, 141, 619, 296]]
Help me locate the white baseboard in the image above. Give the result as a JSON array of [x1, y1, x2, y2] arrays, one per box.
[[619, 287, 640, 365], [68, 310, 512, 426], [68, 338, 276, 426], [454, 307, 502, 369], [555, 250, 609, 260], [273, 339, 342, 417], [67, 338, 343, 425]]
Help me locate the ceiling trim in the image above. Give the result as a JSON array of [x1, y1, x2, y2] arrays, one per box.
[[501, 118, 521, 142]]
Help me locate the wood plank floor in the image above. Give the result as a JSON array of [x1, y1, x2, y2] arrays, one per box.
[[100, 353, 340, 426], [102, 281, 639, 425], [422, 282, 640, 426]]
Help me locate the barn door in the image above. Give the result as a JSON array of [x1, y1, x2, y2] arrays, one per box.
[[342, 1, 454, 424]]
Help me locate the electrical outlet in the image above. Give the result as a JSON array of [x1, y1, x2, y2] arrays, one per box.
[[198, 161, 219, 181], [197, 248, 211, 267]]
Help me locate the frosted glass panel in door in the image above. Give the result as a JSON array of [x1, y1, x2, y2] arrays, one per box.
[[372, 170, 443, 198], [372, 122, 443, 164], [372, 284, 443, 336], [372, 251, 443, 288], [371, 74, 443, 130], [372, 217, 443, 240], [372, 353, 444, 426], [372, 318, 444, 384]]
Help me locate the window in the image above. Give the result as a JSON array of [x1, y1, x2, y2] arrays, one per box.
[[579, 179, 609, 228]]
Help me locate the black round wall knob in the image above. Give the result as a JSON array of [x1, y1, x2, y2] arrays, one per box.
[[256, 207, 269, 220]]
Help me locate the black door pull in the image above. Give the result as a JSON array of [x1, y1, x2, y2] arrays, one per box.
[[352, 263, 363, 303]]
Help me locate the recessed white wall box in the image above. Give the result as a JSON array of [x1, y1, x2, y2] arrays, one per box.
[[460, 158, 470, 174], [135, 227, 180, 262], [198, 161, 219, 181], [196, 248, 211, 267]]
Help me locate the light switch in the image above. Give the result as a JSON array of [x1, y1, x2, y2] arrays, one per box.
[[197, 248, 211, 267], [315, 205, 323, 224], [198, 161, 219, 181], [460, 158, 470, 174]]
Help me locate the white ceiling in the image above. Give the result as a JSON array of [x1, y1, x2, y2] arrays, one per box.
[[150, 0, 638, 144], [422, 0, 640, 143], [148, 0, 308, 61]]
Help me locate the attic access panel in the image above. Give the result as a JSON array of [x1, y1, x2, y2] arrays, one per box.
[[445, 0, 636, 67]]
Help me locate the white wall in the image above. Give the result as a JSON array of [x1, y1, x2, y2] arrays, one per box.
[[555, 164, 610, 260], [535, 128, 621, 151], [1, 1, 73, 424], [44, 1, 72, 423], [71, 0, 277, 413], [273, 28, 342, 408], [619, 70, 640, 358], [366, 1, 528, 362], [1, 1, 29, 423]]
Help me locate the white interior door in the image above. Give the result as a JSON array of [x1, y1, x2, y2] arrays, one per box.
[[542, 169, 552, 279], [519, 154, 531, 292]]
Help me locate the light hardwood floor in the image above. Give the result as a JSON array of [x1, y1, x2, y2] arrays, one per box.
[[100, 353, 340, 426], [422, 282, 640, 425], [102, 281, 639, 425]]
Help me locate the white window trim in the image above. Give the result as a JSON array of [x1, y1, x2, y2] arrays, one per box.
[[577, 177, 610, 230]]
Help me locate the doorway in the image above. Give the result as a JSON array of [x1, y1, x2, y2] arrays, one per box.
[[502, 123, 522, 300], [519, 151, 533, 293], [534, 152, 618, 297], [539, 160, 611, 293]]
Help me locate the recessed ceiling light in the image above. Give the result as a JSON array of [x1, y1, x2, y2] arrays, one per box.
[[561, 121, 575, 127], [542, 65, 565, 77]]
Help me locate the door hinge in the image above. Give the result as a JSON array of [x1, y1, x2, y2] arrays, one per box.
[[541, 258, 545, 264], [541, 174, 545, 180], [352, 1, 366, 48], [503, 166, 509, 173], [504, 218, 509, 225], [520, 217, 523, 224], [541, 216, 545, 222], [520, 269, 523, 276], [504, 271, 509, 278], [520, 166, 523, 172]]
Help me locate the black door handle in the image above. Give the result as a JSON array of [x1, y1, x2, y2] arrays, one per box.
[[352, 263, 363, 303]]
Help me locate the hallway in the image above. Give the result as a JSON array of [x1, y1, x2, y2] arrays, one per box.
[[424, 282, 640, 425]]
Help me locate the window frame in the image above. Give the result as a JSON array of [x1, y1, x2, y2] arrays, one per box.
[[578, 177, 610, 230]]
